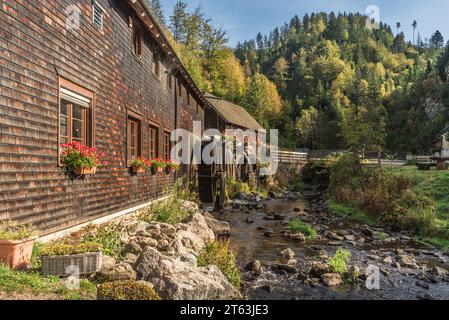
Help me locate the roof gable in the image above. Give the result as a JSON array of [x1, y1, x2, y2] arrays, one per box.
[[204, 93, 264, 131]]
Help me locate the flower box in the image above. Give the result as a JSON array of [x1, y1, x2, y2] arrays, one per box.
[[132, 166, 146, 174], [74, 167, 97, 175], [166, 167, 177, 174], [41, 251, 103, 276], [0, 237, 37, 270], [152, 166, 164, 174]]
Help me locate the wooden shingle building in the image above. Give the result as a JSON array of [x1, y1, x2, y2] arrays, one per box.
[[0, 0, 213, 235]]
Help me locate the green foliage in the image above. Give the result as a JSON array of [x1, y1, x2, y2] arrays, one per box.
[[83, 224, 124, 258], [197, 241, 241, 288], [139, 197, 186, 225], [328, 248, 352, 275], [289, 176, 304, 192], [225, 177, 252, 199], [0, 264, 96, 300], [328, 154, 449, 242], [97, 280, 160, 301], [288, 220, 317, 238], [328, 201, 376, 226], [41, 242, 102, 257], [60, 142, 103, 170], [234, 12, 445, 151], [129, 158, 149, 170], [31, 242, 43, 269], [0, 220, 35, 241]]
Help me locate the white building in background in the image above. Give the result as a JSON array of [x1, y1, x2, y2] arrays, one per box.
[[432, 126, 449, 157]]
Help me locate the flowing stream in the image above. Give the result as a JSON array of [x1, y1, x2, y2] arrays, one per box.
[[213, 192, 449, 300]]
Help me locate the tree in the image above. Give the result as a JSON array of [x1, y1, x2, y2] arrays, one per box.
[[412, 20, 417, 45], [146, 0, 165, 27], [396, 22, 401, 35], [170, 1, 188, 42], [202, 24, 228, 59], [430, 30, 445, 49], [244, 73, 283, 128], [295, 107, 320, 148]]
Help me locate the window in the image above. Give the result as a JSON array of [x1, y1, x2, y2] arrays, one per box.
[[152, 53, 160, 78], [59, 78, 94, 149], [166, 73, 173, 90], [163, 132, 171, 160], [127, 115, 141, 162], [92, 1, 104, 30], [133, 26, 143, 57], [149, 126, 159, 159], [178, 80, 183, 98], [60, 101, 87, 145]]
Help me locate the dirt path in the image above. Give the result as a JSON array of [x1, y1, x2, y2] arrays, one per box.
[[214, 191, 449, 300]]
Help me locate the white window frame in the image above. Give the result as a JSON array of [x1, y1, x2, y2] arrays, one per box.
[[92, 1, 105, 30]]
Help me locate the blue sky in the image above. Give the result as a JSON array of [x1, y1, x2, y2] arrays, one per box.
[[161, 0, 449, 47]]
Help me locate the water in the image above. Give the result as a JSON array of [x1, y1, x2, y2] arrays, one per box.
[[213, 195, 449, 300]]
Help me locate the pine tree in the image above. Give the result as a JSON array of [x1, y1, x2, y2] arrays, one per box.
[[170, 1, 188, 42], [396, 22, 401, 35], [146, 0, 165, 27], [412, 20, 417, 45], [430, 30, 444, 49]]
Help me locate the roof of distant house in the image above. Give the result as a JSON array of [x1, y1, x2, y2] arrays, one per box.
[[204, 93, 264, 131]]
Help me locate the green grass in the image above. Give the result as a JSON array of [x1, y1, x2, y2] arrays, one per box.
[[328, 200, 377, 226], [328, 248, 352, 275], [386, 166, 449, 220], [83, 224, 124, 258], [0, 265, 96, 300], [383, 166, 449, 248], [139, 196, 188, 225], [197, 241, 241, 289], [288, 220, 317, 238]]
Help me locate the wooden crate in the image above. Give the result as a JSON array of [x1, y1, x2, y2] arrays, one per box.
[[41, 252, 102, 276]]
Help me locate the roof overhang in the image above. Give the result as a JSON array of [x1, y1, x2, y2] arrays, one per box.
[[126, 0, 210, 109]]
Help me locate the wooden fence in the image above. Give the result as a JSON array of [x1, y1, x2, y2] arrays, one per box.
[[273, 151, 308, 163]]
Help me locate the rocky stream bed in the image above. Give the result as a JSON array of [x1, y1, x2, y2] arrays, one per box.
[[214, 188, 449, 300]]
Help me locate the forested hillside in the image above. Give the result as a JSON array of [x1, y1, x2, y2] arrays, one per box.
[[148, 1, 449, 153]]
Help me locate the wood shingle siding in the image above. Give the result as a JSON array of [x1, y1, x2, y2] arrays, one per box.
[[0, 0, 205, 234]]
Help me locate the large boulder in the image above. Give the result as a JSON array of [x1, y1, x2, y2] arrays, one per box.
[[135, 247, 240, 300], [94, 263, 137, 283], [181, 213, 215, 243], [308, 261, 330, 276], [397, 255, 420, 269], [322, 273, 342, 287], [204, 217, 231, 237]]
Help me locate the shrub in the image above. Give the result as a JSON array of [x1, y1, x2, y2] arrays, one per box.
[[328, 153, 437, 235], [41, 242, 102, 256], [329, 248, 352, 275], [197, 241, 241, 288], [97, 280, 160, 300], [288, 220, 317, 238], [225, 178, 252, 199], [0, 220, 35, 241], [289, 176, 303, 192], [83, 224, 124, 257]]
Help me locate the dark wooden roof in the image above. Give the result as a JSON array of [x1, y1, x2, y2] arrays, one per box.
[[204, 93, 264, 130]]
